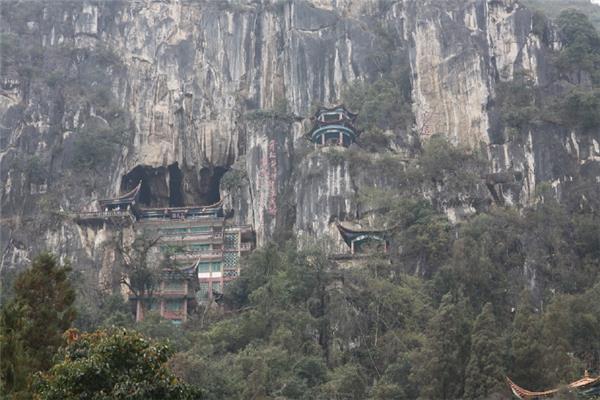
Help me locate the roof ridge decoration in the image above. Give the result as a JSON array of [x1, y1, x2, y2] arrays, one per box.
[[312, 103, 358, 118]]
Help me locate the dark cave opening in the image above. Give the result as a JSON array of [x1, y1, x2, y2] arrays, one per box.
[[168, 163, 184, 207], [121, 165, 170, 207], [120, 164, 229, 208], [121, 165, 155, 206], [205, 166, 227, 204]]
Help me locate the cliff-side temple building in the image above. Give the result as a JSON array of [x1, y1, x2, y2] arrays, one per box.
[[74, 183, 142, 225], [137, 201, 253, 307], [309, 105, 358, 147], [75, 184, 254, 324], [336, 222, 389, 255], [506, 372, 600, 399], [130, 263, 198, 323]]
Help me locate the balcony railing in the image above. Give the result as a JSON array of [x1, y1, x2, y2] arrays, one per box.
[[74, 210, 134, 220], [159, 289, 189, 297], [159, 233, 224, 243], [173, 250, 223, 261]]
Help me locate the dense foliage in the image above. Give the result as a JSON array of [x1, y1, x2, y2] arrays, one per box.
[[0, 254, 76, 398], [34, 329, 201, 400], [523, 0, 600, 31]]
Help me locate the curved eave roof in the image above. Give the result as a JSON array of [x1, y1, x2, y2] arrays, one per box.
[[336, 222, 388, 246], [98, 183, 141, 207], [506, 375, 600, 399], [312, 104, 358, 119]]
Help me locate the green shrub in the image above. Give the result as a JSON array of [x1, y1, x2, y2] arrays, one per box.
[[556, 9, 600, 82], [342, 75, 413, 132], [71, 120, 118, 170], [496, 74, 539, 130], [358, 128, 390, 152], [221, 169, 248, 191], [532, 10, 551, 41], [244, 98, 294, 123], [559, 88, 600, 131]]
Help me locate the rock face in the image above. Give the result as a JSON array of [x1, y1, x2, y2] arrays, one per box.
[[0, 0, 598, 282]]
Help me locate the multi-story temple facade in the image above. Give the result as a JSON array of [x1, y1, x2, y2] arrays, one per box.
[[75, 183, 254, 324], [137, 202, 253, 309]]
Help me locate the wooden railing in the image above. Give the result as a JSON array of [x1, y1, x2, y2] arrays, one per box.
[[160, 289, 188, 296], [173, 250, 223, 259], [159, 233, 224, 242], [74, 210, 134, 219]]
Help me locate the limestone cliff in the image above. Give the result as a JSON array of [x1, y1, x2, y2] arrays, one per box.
[[0, 0, 598, 285]]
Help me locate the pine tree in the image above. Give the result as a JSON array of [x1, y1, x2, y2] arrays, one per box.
[[509, 291, 547, 390], [0, 301, 30, 395], [413, 292, 471, 400], [0, 253, 76, 397], [464, 303, 506, 399]]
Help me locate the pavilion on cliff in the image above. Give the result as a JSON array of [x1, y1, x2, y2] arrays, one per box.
[[336, 222, 389, 255], [308, 105, 359, 147]]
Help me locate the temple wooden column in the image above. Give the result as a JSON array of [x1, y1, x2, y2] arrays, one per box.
[[136, 299, 144, 322]]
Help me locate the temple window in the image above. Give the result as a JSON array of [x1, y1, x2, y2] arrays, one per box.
[[189, 243, 210, 252], [163, 281, 186, 292], [165, 299, 183, 311], [197, 282, 209, 299], [197, 262, 211, 273], [212, 282, 222, 293]]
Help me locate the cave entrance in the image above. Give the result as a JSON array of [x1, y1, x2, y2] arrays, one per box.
[[204, 166, 227, 204], [121, 164, 229, 208], [168, 163, 184, 207], [179, 165, 228, 206], [121, 165, 165, 207], [121, 163, 184, 208]]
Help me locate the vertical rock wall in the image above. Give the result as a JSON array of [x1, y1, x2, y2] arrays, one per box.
[[0, 0, 598, 275]]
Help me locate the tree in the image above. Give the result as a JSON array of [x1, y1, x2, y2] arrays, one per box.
[[509, 291, 547, 390], [0, 301, 31, 396], [556, 9, 600, 83], [112, 233, 163, 319], [412, 292, 471, 400], [0, 253, 76, 397], [34, 329, 202, 400], [464, 303, 506, 399]]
